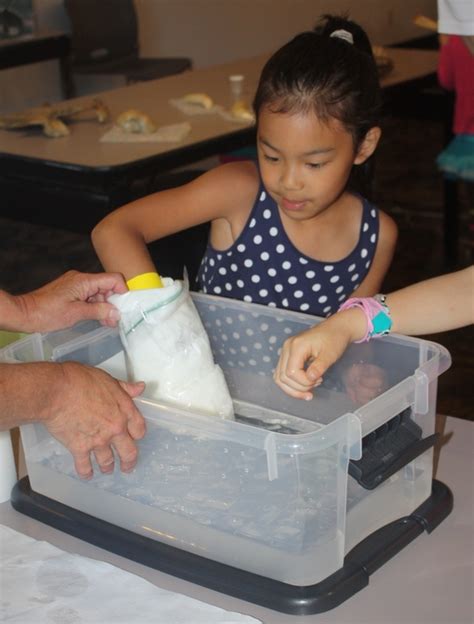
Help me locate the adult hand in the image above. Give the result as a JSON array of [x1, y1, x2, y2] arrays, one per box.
[[17, 270, 128, 332], [44, 362, 146, 479]]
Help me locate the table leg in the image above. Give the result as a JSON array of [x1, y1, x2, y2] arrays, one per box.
[[59, 55, 75, 99]]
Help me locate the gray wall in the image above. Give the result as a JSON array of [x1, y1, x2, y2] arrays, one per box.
[[137, 0, 438, 68], [0, 0, 437, 112]]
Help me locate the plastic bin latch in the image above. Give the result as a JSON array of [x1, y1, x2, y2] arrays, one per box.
[[264, 433, 278, 481], [348, 407, 439, 490], [347, 413, 362, 461], [414, 370, 429, 415]]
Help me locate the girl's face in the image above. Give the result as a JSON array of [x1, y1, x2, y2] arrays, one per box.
[[257, 107, 370, 221]]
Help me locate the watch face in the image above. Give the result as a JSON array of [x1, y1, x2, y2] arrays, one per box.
[[372, 311, 393, 336]]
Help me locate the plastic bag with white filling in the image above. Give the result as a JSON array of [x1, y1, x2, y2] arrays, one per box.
[[109, 278, 234, 419]]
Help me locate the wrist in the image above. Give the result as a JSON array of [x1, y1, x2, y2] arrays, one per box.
[[0, 290, 30, 332], [338, 296, 392, 343], [335, 308, 368, 343], [13, 292, 41, 333], [37, 362, 70, 426], [127, 271, 164, 290]]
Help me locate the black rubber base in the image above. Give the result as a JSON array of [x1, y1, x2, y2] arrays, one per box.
[[11, 477, 452, 615]]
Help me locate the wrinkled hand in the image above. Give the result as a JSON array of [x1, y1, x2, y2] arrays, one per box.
[[45, 362, 146, 479], [274, 320, 353, 400], [17, 270, 127, 332]]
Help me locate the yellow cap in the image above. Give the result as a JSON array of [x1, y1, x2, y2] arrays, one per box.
[[126, 272, 164, 290]]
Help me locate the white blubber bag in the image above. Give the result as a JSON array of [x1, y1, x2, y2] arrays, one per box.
[[109, 278, 234, 420]]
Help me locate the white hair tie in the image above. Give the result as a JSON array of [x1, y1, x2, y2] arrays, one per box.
[[330, 29, 354, 44]]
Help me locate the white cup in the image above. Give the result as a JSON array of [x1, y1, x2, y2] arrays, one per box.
[[229, 74, 245, 99]]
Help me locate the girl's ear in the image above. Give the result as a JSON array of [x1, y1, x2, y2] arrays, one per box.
[[353, 127, 382, 164]]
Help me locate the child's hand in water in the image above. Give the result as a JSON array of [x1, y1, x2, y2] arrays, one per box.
[[342, 361, 388, 406], [274, 308, 389, 404], [274, 310, 364, 400]]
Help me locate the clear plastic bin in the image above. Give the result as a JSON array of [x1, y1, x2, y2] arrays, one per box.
[[0, 294, 451, 586]]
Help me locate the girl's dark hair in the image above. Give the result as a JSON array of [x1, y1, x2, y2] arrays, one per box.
[[253, 14, 382, 197]]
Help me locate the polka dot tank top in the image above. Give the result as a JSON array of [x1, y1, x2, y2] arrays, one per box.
[[197, 181, 379, 317]]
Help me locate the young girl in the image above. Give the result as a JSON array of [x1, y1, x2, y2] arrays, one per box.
[[92, 14, 397, 317], [274, 265, 474, 400]]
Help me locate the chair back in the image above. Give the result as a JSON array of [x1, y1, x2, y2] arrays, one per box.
[[64, 0, 139, 64]]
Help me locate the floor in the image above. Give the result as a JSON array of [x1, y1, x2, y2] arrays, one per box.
[[0, 115, 472, 420]]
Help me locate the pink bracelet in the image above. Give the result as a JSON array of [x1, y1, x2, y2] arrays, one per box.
[[338, 296, 392, 343]]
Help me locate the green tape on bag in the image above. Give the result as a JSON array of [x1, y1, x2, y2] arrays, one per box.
[[124, 282, 184, 336], [0, 331, 27, 349]]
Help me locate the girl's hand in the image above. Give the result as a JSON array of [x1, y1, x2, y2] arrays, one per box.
[[274, 310, 364, 400], [273, 317, 351, 401]]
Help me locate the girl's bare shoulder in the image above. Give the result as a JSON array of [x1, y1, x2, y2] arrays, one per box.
[[378, 208, 398, 247], [185, 161, 259, 218], [193, 160, 260, 209]]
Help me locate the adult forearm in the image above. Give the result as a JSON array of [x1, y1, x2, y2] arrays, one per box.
[[0, 362, 60, 430]]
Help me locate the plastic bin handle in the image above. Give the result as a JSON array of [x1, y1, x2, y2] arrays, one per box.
[[349, 432, 439, 490]]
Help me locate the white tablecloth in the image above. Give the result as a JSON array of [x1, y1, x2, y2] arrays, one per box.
[[0, 524, 261, 624]]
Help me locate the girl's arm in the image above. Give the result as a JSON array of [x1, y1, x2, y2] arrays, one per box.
[[350, 210, 398, 297], [386, 265, 473, 335], [91, 162, 258, 280], [274, 266, 473, 399]]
